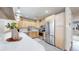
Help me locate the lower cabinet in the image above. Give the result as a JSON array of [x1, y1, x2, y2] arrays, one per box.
[[28, 32, 39, 38]]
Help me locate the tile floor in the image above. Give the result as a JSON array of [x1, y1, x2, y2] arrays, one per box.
[[34, 38, 62, 51]]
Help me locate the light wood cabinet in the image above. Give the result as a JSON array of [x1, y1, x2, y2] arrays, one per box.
[[18, 20, 40, 28], [28, 32, 39, 38], [55, 12, 65, 50]]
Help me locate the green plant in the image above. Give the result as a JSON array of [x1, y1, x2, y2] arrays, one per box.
[[6, 22, 18, 29]]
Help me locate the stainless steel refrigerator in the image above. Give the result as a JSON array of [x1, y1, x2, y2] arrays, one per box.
[[44, 19, 55, 45]]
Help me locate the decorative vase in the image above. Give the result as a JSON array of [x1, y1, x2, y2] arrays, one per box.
[[11, 28, 19, 40]]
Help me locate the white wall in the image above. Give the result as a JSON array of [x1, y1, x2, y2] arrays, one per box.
[[65, 7, 72, 51], [72, 13, 79, 21]]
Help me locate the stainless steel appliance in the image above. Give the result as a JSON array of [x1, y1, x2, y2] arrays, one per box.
[[44, 19, 55, 45]]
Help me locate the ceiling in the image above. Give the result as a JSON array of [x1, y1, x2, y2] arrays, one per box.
[[0, 7, 15, 20], [14, 7, 65, 20], [71, 7, 79, 15], [0, 7, 79, 20]]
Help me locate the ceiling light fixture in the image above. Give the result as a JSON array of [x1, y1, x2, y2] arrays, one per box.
[[45, 10, 50, 14]]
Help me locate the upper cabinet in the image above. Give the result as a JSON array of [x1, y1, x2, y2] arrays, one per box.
[[18, 20, 40, 28]]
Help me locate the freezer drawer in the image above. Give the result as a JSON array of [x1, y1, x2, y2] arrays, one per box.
[[49, 35, 55, 45], [44, 34, 50, 43], [44, 34, 55, 45]]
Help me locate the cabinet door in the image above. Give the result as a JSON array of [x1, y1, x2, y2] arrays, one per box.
[[55, 12, 65, 50], [55, 26, 64, 49], [28, 32, 39, 38]]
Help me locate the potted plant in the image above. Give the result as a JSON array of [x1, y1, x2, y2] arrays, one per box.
[[6, 22, 20, 41]]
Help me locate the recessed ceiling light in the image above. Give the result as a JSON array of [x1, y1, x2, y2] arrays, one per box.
[[45, 10, 50, 14], [16, 8, 21, 13], [25, 16, 29, 18], [16, 10, 21, 13]]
